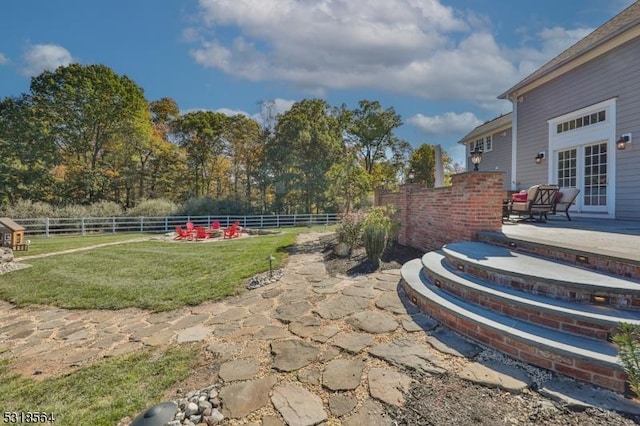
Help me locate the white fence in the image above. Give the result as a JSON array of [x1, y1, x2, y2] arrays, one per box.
[[14, 214, 341, 237]]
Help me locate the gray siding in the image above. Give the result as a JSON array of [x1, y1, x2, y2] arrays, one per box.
[[470, 128, 512, 190], [515, 36, 640, 220]]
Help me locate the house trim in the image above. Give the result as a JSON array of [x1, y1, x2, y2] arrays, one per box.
[[546, 98, 617, 218]]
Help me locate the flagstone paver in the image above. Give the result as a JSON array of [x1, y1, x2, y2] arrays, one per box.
[[270, 339, 320, 372], [458, 361, 532, 393], [271, 383, 328, 426], [313, 295, 370, 319], [322, 358, 365, 390], [346, 311, 399, 334], [331, 331, 375, 354], [1, 230, 624, 426], [368, 367, 413, 406], [219, 376, 277, 419], [328, 394, 358, 417], [218, 359, 259, 382]]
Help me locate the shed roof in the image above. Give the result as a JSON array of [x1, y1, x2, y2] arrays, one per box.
[[499, 2, 640, 99], [0, 218, 25, 231]]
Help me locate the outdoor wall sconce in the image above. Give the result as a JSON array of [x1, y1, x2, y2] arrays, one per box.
[[617, 133, 632, 150], [408, 169, 415, 183], [535, 152, 545, 164], [470, 147, 483, 171]]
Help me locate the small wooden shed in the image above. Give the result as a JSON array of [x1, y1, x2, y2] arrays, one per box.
[[0, 217, 27, 251]]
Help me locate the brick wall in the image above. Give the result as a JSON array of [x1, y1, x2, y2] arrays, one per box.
[[376, 172, 504, 252]]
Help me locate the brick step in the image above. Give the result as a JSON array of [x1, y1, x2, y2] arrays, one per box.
[[477, 231, 640, 281], [442, 241, 640, 310], [400, 259, 627, 394], [422, 251, 640, 342]]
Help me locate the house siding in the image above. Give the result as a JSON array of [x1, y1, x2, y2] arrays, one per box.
[[515, 36, 640, 220], [469, 129, 512, 190]]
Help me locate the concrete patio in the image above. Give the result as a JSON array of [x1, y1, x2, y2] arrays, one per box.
[[501, 217, 640, 263]]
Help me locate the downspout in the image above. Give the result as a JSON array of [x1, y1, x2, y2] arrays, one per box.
[[510, 95, 518, 191]]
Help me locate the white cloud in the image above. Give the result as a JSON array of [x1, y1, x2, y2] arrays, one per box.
[[21, 44, 74, 76], [408, 112, 483, 136], [0, 53, 8, 65], [187, 1, 600, 110]]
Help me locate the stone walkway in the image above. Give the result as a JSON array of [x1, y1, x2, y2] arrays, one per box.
[[0, 232, 637, 425]]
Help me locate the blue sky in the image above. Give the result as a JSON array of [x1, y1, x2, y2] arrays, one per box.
[[0, 0, 634, 165]]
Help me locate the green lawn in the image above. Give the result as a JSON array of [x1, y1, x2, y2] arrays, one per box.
[[0, 346, 198, 426], [13, 233, 155, 258], [0, 228, 314, 311]]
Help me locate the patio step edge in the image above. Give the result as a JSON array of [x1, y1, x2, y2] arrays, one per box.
[[422, 250, 640, 340], [400, 259, 628, 394], [477, 231, 640, 281]]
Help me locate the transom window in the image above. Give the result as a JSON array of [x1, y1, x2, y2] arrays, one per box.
[[556, 110, 606, 134]]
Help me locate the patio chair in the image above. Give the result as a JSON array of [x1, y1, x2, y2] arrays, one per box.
[[195, 226, 210, 240], [210, 220, 220, 230], [549, 187, 581, 221], [186, 221, 195, 233], [509, 184, 559, 222], [223, 221, 241, 239], [174, 226, 193, 240]]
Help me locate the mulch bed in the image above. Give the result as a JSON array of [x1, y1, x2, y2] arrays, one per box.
[[318, 234, 423, 276]]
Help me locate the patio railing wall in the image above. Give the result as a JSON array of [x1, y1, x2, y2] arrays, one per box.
[[13, 214, 341, 237]]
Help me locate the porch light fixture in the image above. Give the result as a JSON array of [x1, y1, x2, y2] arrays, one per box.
[[470, 147, 483, 171], [535, 152, 545, 164], [408, 168, 415, 183], [617, 133, 632, 150]]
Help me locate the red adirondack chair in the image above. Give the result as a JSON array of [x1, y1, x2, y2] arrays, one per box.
[[186, 221, 195, 233], [174, 226, 192, 240], [195, 226, 210, 240], [210, 220, 220, 230], [223, 221, 241, 239]]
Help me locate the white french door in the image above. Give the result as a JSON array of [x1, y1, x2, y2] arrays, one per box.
[[555, 141, 608, 213]]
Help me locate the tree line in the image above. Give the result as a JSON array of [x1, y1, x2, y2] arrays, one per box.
[[0, 63, 455, 215]]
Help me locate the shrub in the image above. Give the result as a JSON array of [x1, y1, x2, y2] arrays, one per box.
[[361, 206, 401, 247], [128, 199, 178, 217], [54, 204, 90, 218], [335, 211, 366, 252], [2, 200, 54, 218], [180, 197, 248, 216], [363, 223, 387, 268], [612, 322, 640, 396], [86, 201, 124, 217]]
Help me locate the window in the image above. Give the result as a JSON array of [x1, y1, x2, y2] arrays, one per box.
[[469, 135, 492, 153], [556, 110, 606, 134], [485, 135, 492, 152]]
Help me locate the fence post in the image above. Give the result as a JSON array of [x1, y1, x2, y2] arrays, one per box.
[[112, 217, 116, 234], [81, 217, 86, 236], [276, 215, 280, 228], [294, 214, 297, 227], [260, 215, 263, 228], [45, 217, 50, 238], [140, 216, 144, 233], [165, 217, 168, 232]]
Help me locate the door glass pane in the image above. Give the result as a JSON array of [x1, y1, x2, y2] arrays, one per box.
[[583, 142, 607, 207], [557, 148, 577, 188]]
